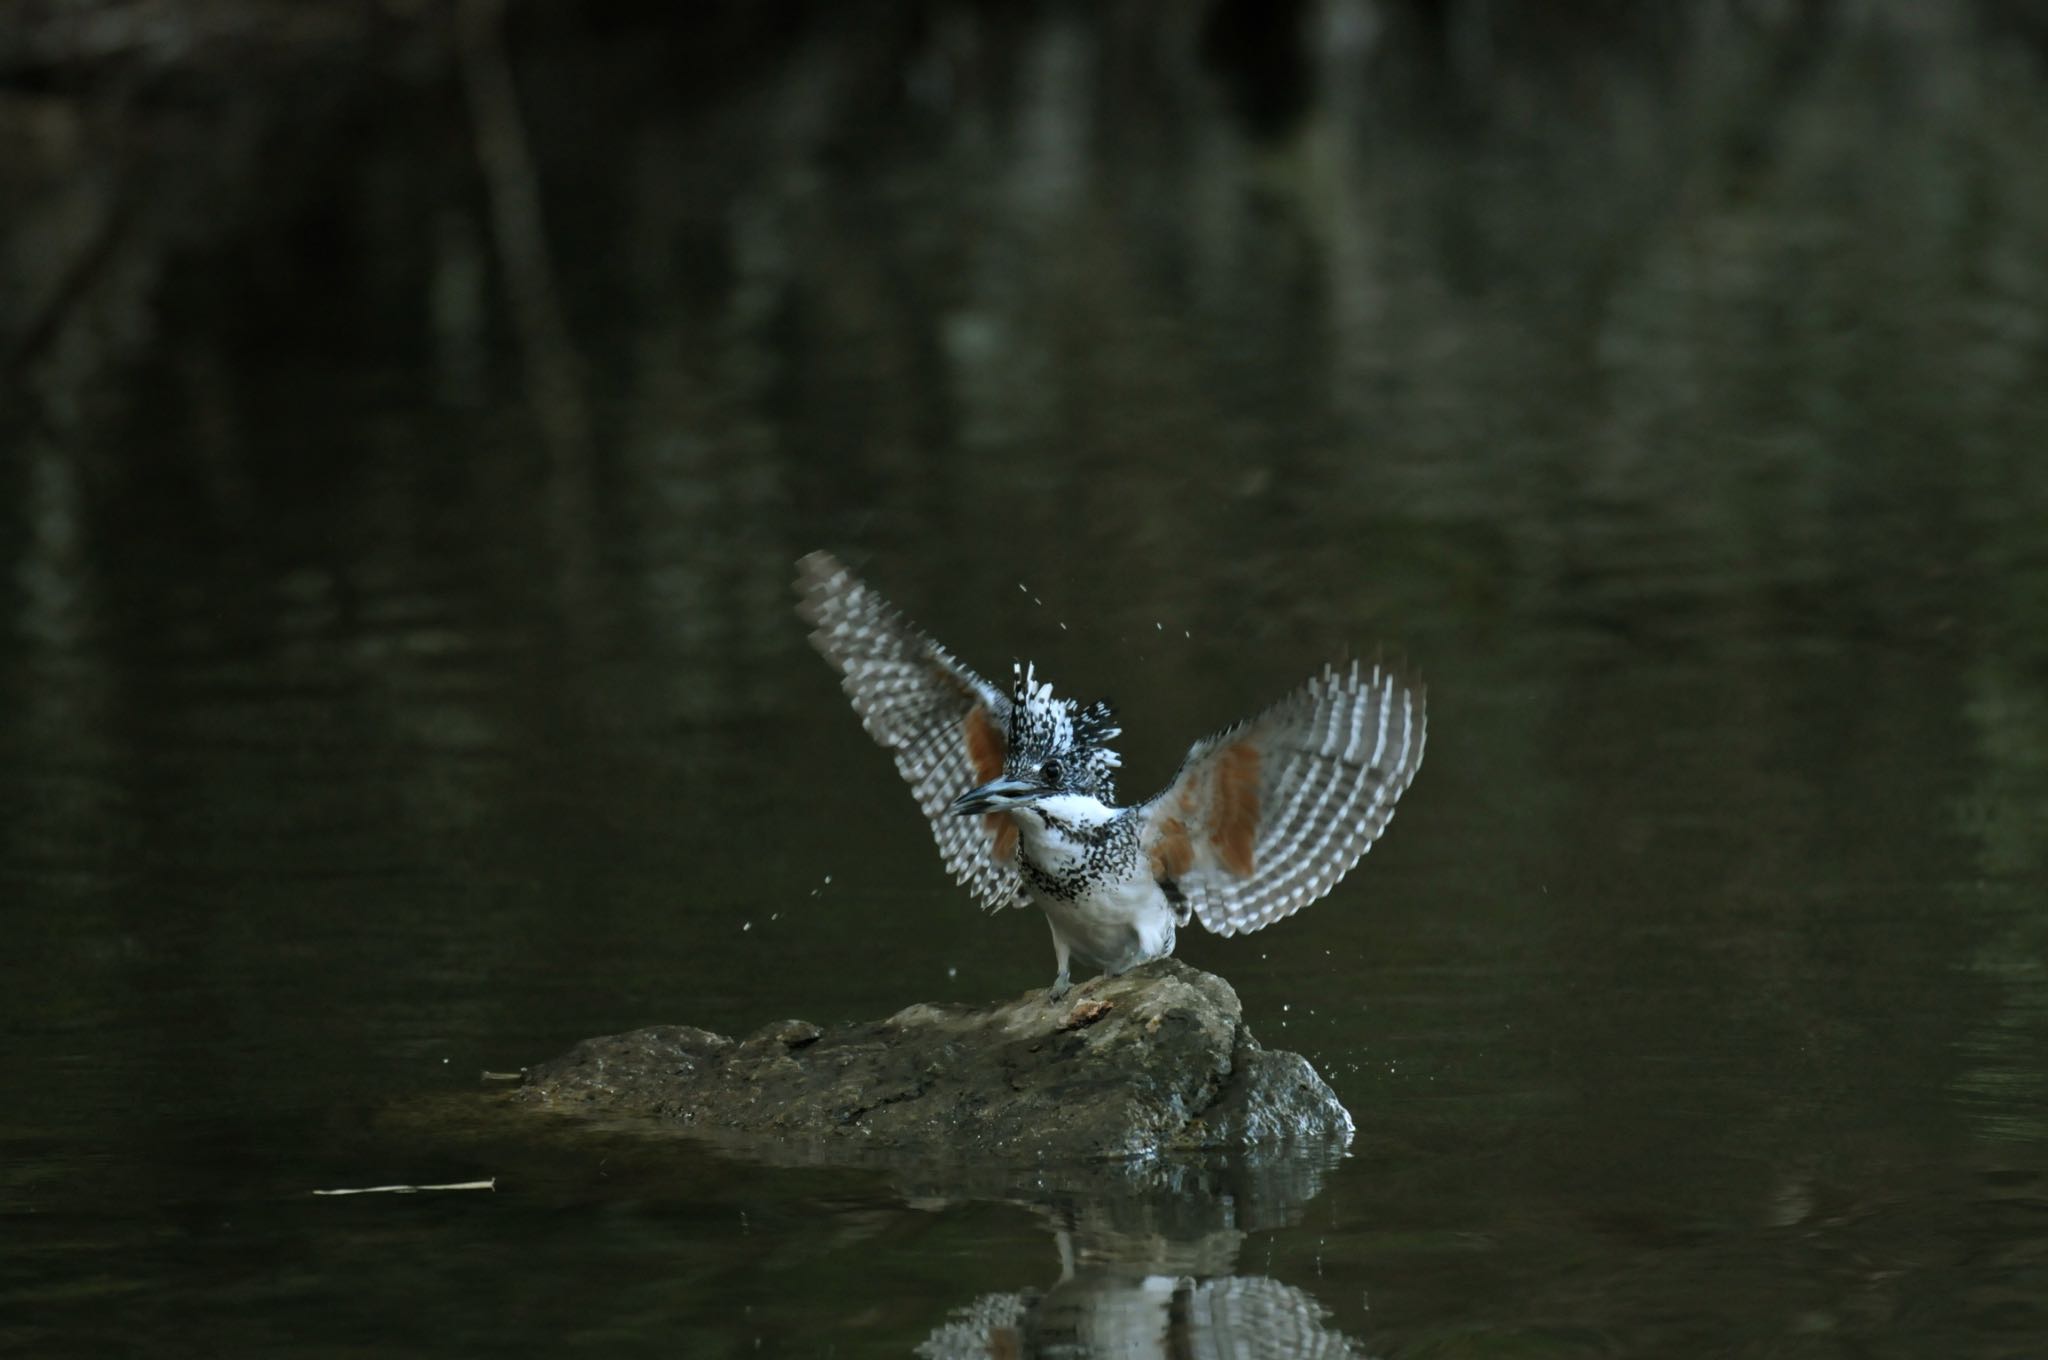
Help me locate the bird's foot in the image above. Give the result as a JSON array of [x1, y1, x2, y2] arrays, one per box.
[[1046, 970, 1072, 1003]]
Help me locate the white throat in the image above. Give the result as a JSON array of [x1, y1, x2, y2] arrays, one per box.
[[1013, 792, 1118, 868]]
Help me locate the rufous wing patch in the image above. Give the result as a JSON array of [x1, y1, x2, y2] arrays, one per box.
[[1208, 740, 1261, 877], [963, 703, 1005, 783], [962, 702, 1014, 862], [1149, 815, 1193, 881]]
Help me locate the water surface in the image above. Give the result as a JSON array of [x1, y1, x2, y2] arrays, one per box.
[[4, 4, 2046, 1355]]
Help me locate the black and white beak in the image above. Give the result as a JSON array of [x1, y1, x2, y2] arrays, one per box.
[[949, 776, 1045, 817]]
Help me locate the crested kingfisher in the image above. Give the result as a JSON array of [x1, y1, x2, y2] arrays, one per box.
[[796, 552, 1426, 999]]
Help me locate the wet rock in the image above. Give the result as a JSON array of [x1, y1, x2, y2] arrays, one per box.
[[508, 960, 1352, 1162]]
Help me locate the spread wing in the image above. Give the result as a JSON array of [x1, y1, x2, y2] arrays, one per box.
[[795, 552, 1025, 911], [1138, 661, 1425, 937]]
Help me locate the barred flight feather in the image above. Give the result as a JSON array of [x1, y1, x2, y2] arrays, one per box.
[[1139, 660, 1426, 937], [795, 552, 1026, 911]]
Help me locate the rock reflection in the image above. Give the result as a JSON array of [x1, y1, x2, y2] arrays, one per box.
[[915, 1150, 1370, 1359]]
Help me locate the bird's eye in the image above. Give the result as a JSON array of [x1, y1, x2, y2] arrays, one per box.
[[1040, 759, 1064, 785]]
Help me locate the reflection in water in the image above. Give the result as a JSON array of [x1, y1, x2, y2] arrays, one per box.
[[920, 1236, 1363, 1360], [7, 434, 117, 896], [917, 1150, 1368, 1360]]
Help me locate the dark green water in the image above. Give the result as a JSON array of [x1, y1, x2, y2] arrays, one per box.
[[5, 5, 2047, 1355]]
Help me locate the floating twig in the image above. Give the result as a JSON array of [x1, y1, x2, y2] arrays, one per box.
[[312, 1178, 497, 1197]]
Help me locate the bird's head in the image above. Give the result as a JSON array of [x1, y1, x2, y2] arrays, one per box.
[[948, 661, 1121, 816]]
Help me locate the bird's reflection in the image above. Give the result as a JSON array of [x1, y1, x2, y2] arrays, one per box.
[[919, 1228, 1366, 1358], [915, 1148, 1371, 1359]]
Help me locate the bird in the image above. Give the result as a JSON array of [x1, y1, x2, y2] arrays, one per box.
[[794, 551, 1426, 999]]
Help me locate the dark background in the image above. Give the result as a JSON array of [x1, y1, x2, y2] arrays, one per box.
[[4, 2, 2047, 1355]]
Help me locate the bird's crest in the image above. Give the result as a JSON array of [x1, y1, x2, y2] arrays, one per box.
[[1007, 661, 1122, 799]]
